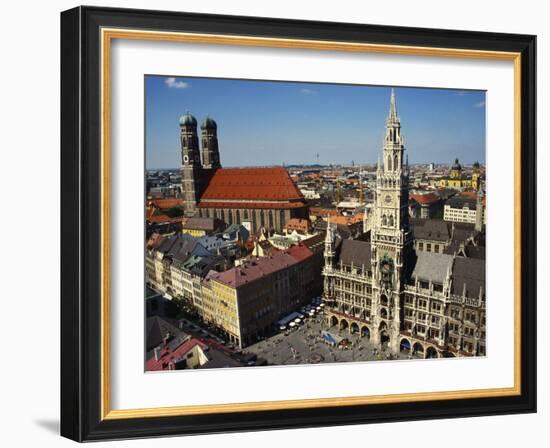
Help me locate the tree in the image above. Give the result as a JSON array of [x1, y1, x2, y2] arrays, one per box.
[[165, 207, 184, 218]]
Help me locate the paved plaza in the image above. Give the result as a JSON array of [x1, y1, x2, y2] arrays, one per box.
[[244, 313, 421, 366]]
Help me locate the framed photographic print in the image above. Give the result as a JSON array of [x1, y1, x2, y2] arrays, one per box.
[[60, 6, 537, 441]]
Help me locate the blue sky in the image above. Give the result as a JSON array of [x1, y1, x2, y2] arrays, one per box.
[[145, 76, 486, 169]]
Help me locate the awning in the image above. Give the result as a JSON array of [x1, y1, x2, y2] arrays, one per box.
[[322, 331, 343, 345], [277, 311, 301, 327]]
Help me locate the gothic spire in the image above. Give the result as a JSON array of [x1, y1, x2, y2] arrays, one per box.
[[325, 215, 333, 242], [388, 88, 398, 122]]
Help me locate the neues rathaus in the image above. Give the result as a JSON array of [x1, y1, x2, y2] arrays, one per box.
[[323, 90, 486, 358]]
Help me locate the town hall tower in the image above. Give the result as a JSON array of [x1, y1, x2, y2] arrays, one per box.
[[369, 89, 413, 353]]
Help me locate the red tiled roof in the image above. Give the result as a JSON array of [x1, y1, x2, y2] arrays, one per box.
[[150, 198, 183, 209], [284, 218, 312, 232], [198, 201, 305, 209], [199, 167, 305, 202], [328, 215, 349, 225], [410, 193, 439, 205], [209, 244, 313, 288], [145, 337, 207, 371], [286, 243, 314, 262], [147, 214, 185, 224], [310, 207, 339, 217], [329, 213, 364, 226]]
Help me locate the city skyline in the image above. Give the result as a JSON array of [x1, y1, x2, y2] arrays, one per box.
[[145, 76, 486, 169], [145, 85, 487, 367]]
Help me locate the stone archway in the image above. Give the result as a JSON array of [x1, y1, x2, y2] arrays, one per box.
[[379, 322, 390, 347], [339, 319, 349, 332], [426, 346, 439, 359], [442, 351, 456, 358], [330, 315, 339, 328], [380, 308, 388, 319], [400, 338, 411, 353], [361, 326, 370, 339], [412, 342, 424, 357], [350, 322, 360, 334], [380, 294, 388, 306]]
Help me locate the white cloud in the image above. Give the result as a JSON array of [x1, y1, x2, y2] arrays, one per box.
[[474, 100, 486, 108], [165, 77, 190, 89], [300, 88, 318, 95]]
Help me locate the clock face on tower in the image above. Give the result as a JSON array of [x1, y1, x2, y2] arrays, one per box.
[[384, 194, 392, 204]]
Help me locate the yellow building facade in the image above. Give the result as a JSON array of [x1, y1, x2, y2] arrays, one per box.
[[181, 228, 207, 238], [202, 277, 241, 345], [439, 159, 482, 190], [201, 245, 320, 348]]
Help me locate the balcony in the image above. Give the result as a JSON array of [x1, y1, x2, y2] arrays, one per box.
[[323, 268, 373, 284]]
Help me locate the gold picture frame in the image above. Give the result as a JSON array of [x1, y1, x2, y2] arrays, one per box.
[[61, 6, 536, 441]]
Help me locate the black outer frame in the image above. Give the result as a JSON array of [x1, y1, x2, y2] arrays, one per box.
[[60, 6, 537, 442]]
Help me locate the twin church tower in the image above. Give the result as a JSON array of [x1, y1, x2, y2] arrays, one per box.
[[177, 112, 309, 231], [179, 113, 221, 216]]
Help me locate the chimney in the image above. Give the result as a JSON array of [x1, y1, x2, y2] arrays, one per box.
[[163, 331, 172, 346]]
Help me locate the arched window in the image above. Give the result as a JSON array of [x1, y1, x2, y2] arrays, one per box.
[[389, 215, 394, 227], [244, 209, 249, 220], [268, 210, 274, 229], [382, 215, 387, 226], [387, 155, 392, 171], [394, 154, 399, 171], [236, 209, 241, 224]]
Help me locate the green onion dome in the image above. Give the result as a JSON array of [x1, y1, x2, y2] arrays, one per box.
[[179, 112, 197, 127], [201, 116, 217, 130]]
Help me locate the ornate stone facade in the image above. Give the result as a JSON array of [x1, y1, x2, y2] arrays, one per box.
[[322, 90, 486, 358]]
